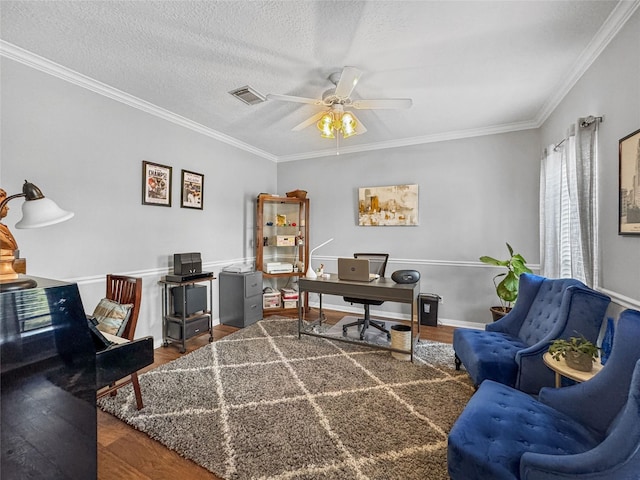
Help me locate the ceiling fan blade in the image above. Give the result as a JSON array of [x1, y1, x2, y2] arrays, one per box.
[[334, 66, 363, 99], [351, 113, 367, 135], [292, 111, 327, 131], [351, 98, 413, 109], [267, 93, 323, 106]]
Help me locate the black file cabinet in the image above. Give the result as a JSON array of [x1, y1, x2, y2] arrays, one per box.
[[219, 271, 263, 328]]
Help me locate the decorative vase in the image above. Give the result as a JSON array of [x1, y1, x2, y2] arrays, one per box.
[[565, 351, 593, 372], [601, 317, 615, 365]]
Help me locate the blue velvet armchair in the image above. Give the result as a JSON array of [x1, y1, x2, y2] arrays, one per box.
[[453, 273, 610, 393], [448, 308, 640, 480]]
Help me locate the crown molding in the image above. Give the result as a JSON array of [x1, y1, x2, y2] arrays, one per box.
[[0, 40, 278, 163], [276, 119, 539, 162], [534, 0, 640, 125], [2, 0, 638, 164]]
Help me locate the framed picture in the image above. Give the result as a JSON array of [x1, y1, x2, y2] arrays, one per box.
[[358, 184, 419, 226], [619, 128, 640, 235], [142, 161, 172, 207], [181, 169, 204, 210]]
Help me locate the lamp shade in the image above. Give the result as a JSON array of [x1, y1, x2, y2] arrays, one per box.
[[341, 112, 357, 138], [317, 112, 335, 139], [15, 197, 74, 229]]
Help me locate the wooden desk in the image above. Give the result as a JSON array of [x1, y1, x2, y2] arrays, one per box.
[[543, 352, 604, 387], [298, 274, 420, 361]]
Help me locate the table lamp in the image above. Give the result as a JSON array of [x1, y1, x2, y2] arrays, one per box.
[[305, 238, 334, 279], [0, 180, 74, 290]]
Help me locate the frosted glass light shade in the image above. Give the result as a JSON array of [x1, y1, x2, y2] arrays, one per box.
[[341, 112, 357, 138], [15, 197, 74, 229]]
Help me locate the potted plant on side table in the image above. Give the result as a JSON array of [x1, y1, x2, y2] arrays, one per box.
[[549, 335, 599, 372], [480, 242, 532, 321]]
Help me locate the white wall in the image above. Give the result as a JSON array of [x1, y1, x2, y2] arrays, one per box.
[[277, 129, 541, 326], [1, 58, 276, 344], [539, 8, 640, 312]]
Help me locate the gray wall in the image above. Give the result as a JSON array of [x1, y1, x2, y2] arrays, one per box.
[[277, 129, 541, 325], [539, 8, 640, 311], [1, 58, 276, 344], [2, 8, 638, 344]]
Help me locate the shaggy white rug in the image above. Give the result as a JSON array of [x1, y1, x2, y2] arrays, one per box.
[[98, 318, 473, 480]]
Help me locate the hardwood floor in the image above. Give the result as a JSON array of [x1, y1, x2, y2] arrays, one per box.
[[97, 310, 455, 479]]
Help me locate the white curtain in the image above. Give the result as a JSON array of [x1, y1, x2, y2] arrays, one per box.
[[540, 118, 600, 287]]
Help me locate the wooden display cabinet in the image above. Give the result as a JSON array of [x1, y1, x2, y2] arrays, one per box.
[[256, 194, 309, 315]]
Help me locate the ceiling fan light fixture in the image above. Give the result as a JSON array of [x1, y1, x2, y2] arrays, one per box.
[[317, 112, 336, 138], [320, 127, 335, 139], [341, 112, 357, 138], [269, 66, 411, 140], [316, 109, 359, 139]]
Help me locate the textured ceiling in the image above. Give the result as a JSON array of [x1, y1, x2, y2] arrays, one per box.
[[0, 1, 632, 161]]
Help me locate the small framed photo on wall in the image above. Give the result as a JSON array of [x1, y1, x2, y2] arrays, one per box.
[[619, 128, 640, 235], [181, 169, 204, 210], [142, 161, 172, 207]]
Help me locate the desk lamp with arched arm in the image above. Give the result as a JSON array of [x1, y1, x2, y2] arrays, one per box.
[[305, 238, 334, 279]]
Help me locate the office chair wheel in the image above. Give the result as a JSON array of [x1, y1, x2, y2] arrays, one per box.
[[342, 325, 348, 335]]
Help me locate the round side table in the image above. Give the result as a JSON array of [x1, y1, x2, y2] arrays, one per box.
[[543, 352, 604, 387]]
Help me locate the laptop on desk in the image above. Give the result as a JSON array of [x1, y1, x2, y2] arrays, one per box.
[[337, 258, 380, 282]]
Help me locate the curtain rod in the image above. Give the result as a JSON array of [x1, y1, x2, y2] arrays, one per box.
[[553, 115, 604, 151]]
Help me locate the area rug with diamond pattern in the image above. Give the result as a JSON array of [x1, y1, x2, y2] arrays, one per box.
[[97, 317, 474, 480]]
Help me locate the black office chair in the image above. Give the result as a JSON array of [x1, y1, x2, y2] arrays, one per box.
[[342, 253, 390, 340]]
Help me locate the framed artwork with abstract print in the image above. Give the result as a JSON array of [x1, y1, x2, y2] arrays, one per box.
[[619, 128, 640, 235], [358, 184, 419, 226], [181, 170, 204, 210], [142, 161, 172, 207]]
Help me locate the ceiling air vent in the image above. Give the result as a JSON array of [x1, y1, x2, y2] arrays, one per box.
[[229, 85, 266, 105]]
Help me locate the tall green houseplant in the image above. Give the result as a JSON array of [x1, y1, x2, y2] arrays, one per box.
[[480, 243, 532, 313]]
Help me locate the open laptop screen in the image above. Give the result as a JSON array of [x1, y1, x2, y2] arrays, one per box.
[[337, 258, 379, 282]]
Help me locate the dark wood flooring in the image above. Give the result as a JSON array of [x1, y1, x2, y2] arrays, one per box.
[[97, 310, 455, 479]]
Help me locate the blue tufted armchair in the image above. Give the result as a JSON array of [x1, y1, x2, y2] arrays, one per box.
[[453, 273, 610, 394], [448, 308, 640, 480]]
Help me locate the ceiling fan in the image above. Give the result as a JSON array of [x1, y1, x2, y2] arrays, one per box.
[[267, 66, 412, 139]]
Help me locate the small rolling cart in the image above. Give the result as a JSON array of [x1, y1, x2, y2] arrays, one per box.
[[160, 273, 215, 353]]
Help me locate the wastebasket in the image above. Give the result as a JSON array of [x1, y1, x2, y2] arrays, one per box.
[[419, 293, 440, 326], [390, 324, 412, 361]]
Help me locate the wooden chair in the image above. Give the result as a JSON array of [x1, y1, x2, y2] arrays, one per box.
[[96, 274, 146, 409]]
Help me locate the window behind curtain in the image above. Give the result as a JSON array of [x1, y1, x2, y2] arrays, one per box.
[[540, 119, 600, 286]]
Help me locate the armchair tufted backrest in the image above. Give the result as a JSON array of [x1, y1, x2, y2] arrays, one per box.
[[516, 277, 582, 346], [538, 309, 640, 436]]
